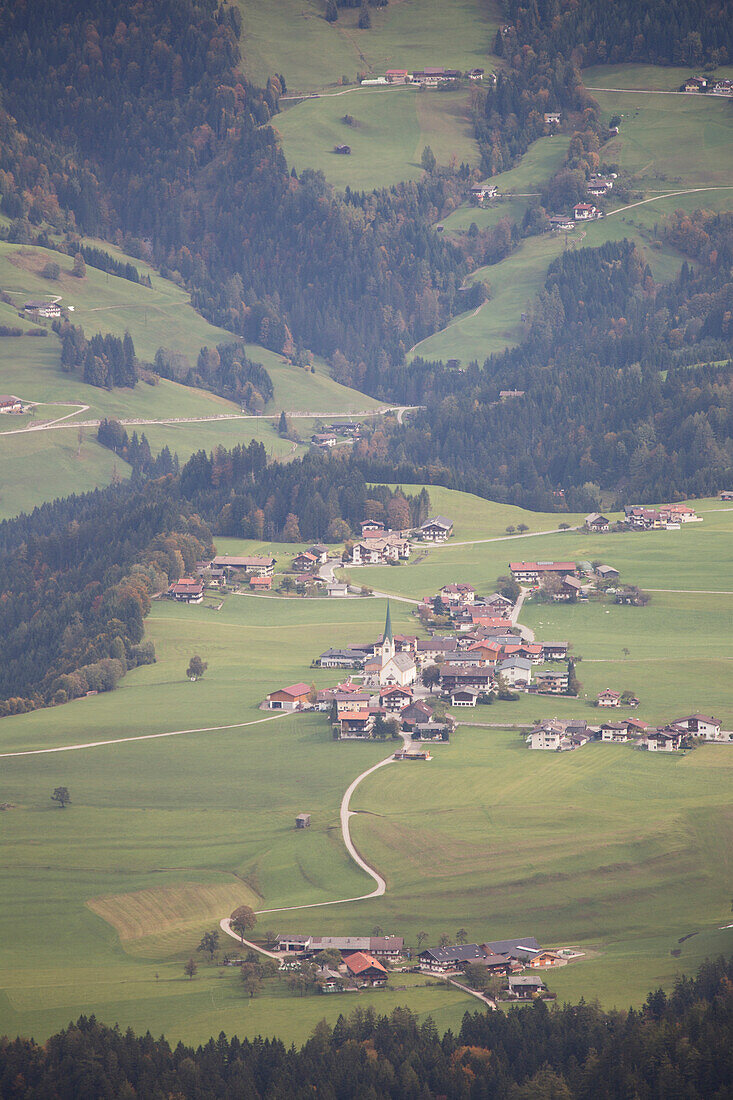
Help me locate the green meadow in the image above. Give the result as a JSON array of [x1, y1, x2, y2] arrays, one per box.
[[583, 62, 733, 92], [0, 486, 731, 1041], [236, 0, 499, 92], [276, 86, 480, 191]]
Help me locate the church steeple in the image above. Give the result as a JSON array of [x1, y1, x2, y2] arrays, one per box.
[[381, 600, 395, 662]]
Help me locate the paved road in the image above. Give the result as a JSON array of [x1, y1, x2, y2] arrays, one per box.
[[435, 526, 580, 548], [447, 977, 497, 1011], [605, 186, 733, 220], [219, 921, 281, 958]]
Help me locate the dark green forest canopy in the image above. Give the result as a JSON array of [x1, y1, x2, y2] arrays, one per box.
[[0, 957, 731, 1099]]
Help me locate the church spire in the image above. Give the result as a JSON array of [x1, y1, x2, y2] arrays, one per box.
[[383, 600, 393, 646]]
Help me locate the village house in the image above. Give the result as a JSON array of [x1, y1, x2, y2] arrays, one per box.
[[438, 583, 475, 606], [339, 710, 375, 738], [468, 67, 485, 80], [421, 515, 454, 541], [361, 519, 386, 536], [585, 512, 610, 532], [624, 506, 663, 529], [660, 503, 700, 523], [573, 202, 601, 221], [24, 299, 61, 319], [350, 534, 411, 564], [212, 554, 275, 577], [682, 76, 708, 92], [292, 551, 319, 572], [412, 721, 451, 742], [327, 581, 349, 598], [318, 648, 367, 669], [412, 66, 461, 86], [379, 685, 413, 712], [499, 389, 526, 399], [167, 577, 204, 603], [587, 176, 613, 197], [544, 111, 561, 125], [509, 561, 577, 584], [496, 656, 532, 688], [415, 636, 459, 664], [0, 395, 22, 413], [720, 490, 733, 501], [385, 68, 409, 84], [400, 700, 435, 732], [527, 721, 592, 750], [597, 689, 621, 708], [263, 683, 312, 710], [333, 691, 372, 713], [673, 714, 723, 740], [558, 575, 583, 599], [441, 664, 494, 694], [449, 686, 479, 707], [601, 722, 629, 743], [249, 575, 272, 590], [642, 727, 685, 752], [541, 642, 568, 661], [486, 592, 514, 615], [530, 669, 569, 694]]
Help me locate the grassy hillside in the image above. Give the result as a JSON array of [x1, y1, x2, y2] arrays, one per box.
[[583, 62, 733, 91], [276, 86, 480, 190], [237, 0, 500, 92]]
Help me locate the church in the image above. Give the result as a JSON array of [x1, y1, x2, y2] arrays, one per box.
[[366, 603, 417, 688]]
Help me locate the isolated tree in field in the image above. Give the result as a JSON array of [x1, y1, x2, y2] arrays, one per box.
[[456, 928, 468, 945], [622, 647, 630, 658], [421, 145, 436, 173], [184, 957, 197, 979], [438, 933, 450, 948], [325, 0, 338, 21], [358, 3, 371, 29], [506, 525, 516, 534], [517, 523, 529, 533], [230, 905, 257, 942], [51, 787, 71, 809], [423, 664, 441, 693], [241, 962, 263, 999], [72, 252, 86, 278], [277, 410, 289, 435], [186, 654, 207, 681], [197, 928, 219, 961], [416, 931, 428, 950], [372, 925, 384, 937]]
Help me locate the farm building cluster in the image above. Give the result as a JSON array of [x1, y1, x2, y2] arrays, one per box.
[[268, 930, 571, 999], [361, 66, 490, 88], [681, 75, 733, 96]]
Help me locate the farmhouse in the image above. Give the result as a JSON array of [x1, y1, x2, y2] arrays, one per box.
[[400, 700, 435, 731], [595, 564, 620, 580], [345, 952, 388, 986], [585, 512, 610, 532], [212, 554, 275, 577], [544, 112, 560, 125], [421, 515, 454, 541], [470, 184, 499, 204], [292, 551, 318, 572], [379, 685, 413, 712], [312, 432, 337, 448], [276, 934, 403, 957], [419, 944, 488, 973], [509, 561, 577, 584], [412, 721, 451, 742], [439, 582, 475, 605], [483, 937, 542, 963], [361, 519, 386, 535], [683, 76, 708, 91], [318, 648, 367, 669], [527, 721, 591, 750], [558, 575, 583, 599], [264, 683, 311, 710], [249, 575, 272, 590], [542, 642, 568, 661], [23, 299, 61, 318], [350, 534, 411, 564], [385, 69, 409, 84], [167, 578, 204, 603], [573, 203, 600, 221], [339, 710, 375, 737], [0, 395, 22, 413], [507, 974, 545, 998], [597, 689, 621, 708]]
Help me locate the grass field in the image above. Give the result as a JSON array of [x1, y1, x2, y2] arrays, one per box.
[[276, 86, 480, 190], [236, 0, 500, 92], [409, 233, 566, 361], [583, 62, 733, 92]]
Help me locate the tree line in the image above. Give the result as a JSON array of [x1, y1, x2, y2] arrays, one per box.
[[0, 955, 730, 1097], [0, 479, 213, 716], [55, 322, 138, 389]]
